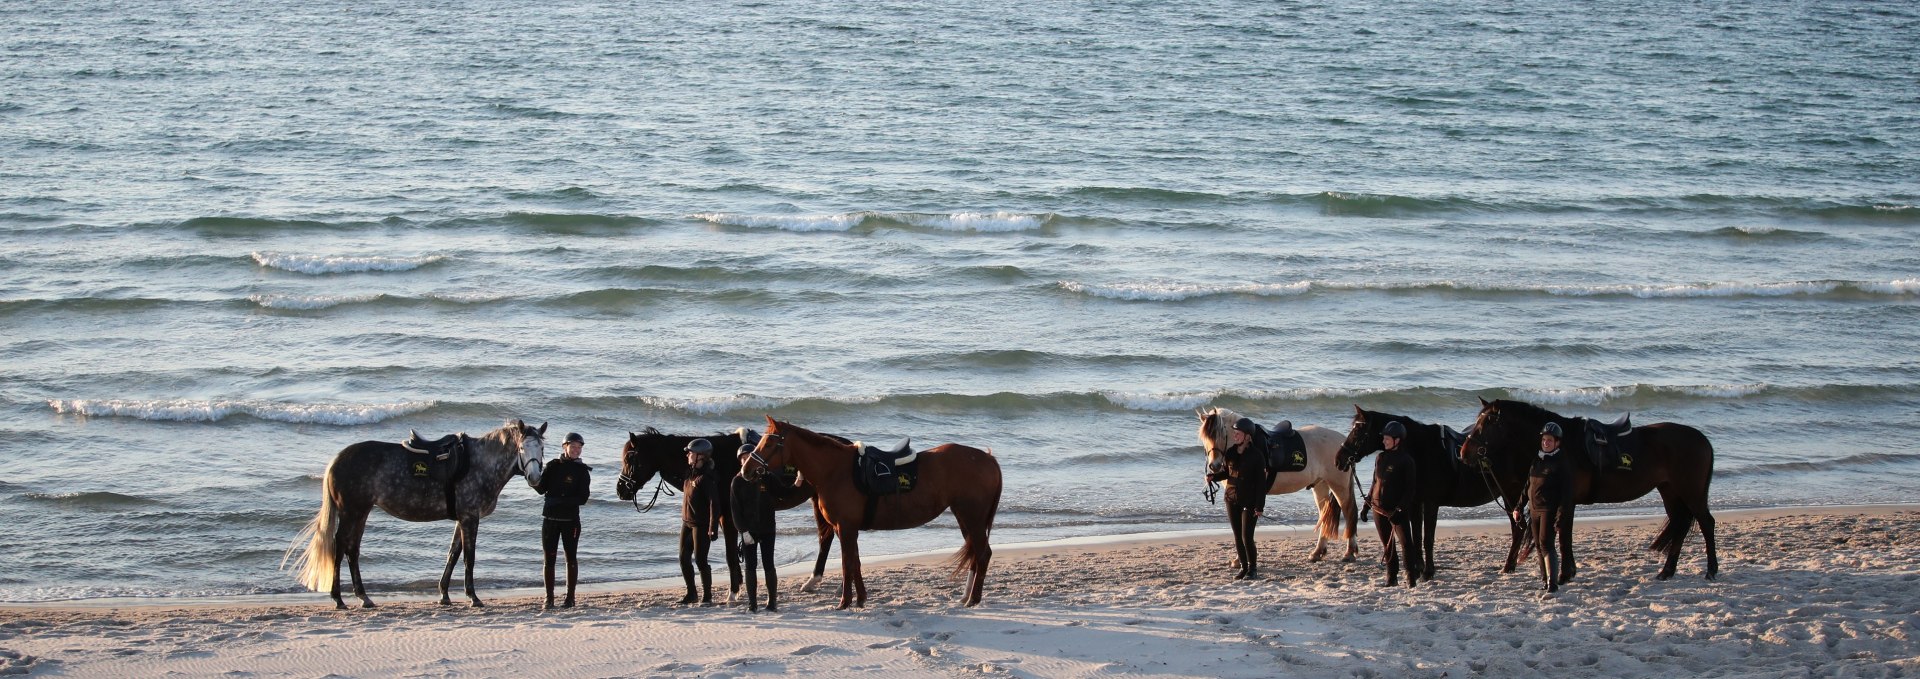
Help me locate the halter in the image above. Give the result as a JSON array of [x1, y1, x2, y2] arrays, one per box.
[[742, 433, 784, 482]]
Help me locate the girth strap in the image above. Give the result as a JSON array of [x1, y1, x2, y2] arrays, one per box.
[[444, 435, 472, 520]]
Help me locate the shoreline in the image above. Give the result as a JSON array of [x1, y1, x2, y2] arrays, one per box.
[[1, 505, 1913, 677], [3, 501, 1912, 613]]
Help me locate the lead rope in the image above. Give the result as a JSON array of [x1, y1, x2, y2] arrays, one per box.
[[629, 476, 678, 513], [1475, 454, 1528, 542]]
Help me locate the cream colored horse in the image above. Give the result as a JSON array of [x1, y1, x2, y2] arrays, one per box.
[[1197, 406, 1360, 561]]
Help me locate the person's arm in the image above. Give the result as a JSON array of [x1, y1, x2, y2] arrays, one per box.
[[574, 468, 592, 506]]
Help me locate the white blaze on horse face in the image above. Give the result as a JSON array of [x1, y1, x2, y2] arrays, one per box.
[[522, 433, 546, 485]]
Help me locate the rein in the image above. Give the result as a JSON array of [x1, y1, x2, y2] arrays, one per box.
[[628, 475, 678, 513]]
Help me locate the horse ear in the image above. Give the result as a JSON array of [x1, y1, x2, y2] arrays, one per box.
[[765, 415, 777, 428], [1353, 404, 1364, 415], [1478, 397, 1489, 407], [538, 421, 548, 435]]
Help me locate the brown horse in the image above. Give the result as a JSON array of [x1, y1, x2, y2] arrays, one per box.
[[740, 417, 1002, 608], [1460, 398, 1719, 580]]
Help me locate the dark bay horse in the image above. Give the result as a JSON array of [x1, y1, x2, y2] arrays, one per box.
[[1460, 398, 1719, 580], [285, 420, 547, 609], [614, 427, 838, 599], [1338, 407, 1530, 578], [741, 418, 1002, 608]]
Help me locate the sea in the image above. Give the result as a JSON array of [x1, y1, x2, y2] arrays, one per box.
[[2, 0, 1916, 603]]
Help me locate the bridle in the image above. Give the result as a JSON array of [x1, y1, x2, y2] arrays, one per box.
[[741, 433, 784, 483], [1463, 408, 1528, 540], [617, 444, 679, 513]]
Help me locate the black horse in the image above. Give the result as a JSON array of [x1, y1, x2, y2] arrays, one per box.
[[1462, 398, 1719, 581], [616, 427, 838, 598], [1338, 407, 1529, 579]]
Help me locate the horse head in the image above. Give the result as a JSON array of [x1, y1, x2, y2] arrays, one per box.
[[1194, 407, 1236, 476], [616, 426, 674, 500], [1462, 397, 1562, 467], [510, 419, 548, 485], [1336, 406, 1379, 471], [740, 417, 786, 482]]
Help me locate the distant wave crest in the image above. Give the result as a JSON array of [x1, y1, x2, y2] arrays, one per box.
[[1058, 279, 1920, 302], [48, 398, 435, 425], [692, 210, 1051, 233], [251, 251, 445, 274]]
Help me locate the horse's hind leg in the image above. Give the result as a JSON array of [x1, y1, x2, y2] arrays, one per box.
[[438, 523, 464, 606], [461, 518, 483, 607], [1654, 494, 1691, 581], [1307, 483, 1330, 562], [1695, 501, 1718, 580], [340, 508, 376, 608], [1421, 503, 1439, 581], [836, 530, 862, 609], [1341, 480, 1361, 561]]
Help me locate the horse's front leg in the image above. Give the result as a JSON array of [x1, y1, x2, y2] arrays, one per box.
[[1556, 508, 1576, 584], [1421, 503, 1439, 581], [1307, 484, 1330, 562], [1503, 495, 1527, 573], [837, 529, 861, 609], [462, 517, 483, 607], [1341, 480, 1360, 562], [804, 502, 831, 593], [438, 522, 463, 606]]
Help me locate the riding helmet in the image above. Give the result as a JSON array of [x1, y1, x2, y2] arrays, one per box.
[[1233, 417, 1259, 435], [1540, 422, 1563, 439], [1381, 420, 1407, 439], [685, 438, 713, 455], [564, 432, 584, 445]]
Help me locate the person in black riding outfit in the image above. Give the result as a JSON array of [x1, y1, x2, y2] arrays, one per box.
[[1208, 417, 1271, 580], [533, 431, 592, 609], [1370, 420, 1422, 587], [1528, 421, 1576, 593], [679, 438, 723, 605]]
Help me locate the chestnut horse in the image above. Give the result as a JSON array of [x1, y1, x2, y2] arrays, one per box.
[[614, 427, 839, 598], [1460, 398, 1719, 580], [740, 418, 1002, 608], [1338, 407, 1529, 579]]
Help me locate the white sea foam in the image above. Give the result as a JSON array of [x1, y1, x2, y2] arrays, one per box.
[[691, 212, 863, 232], [48, 398, 434, 425], [1060, 280, 1313, 301], [896, 211, 1048, 232], [1658, 383, 1769, 398], [1101, 390, 1220, 411], [251, 252, 445, 274], [1538, 281, 1840, 298], [248, 293, 382, 310], [638, 394, 794, 416], [1857, 278, 1920, 294], [1510, 386, 1640, 406]]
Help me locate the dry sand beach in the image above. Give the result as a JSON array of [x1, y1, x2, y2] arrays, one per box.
[[2, 506, 1915, 678]]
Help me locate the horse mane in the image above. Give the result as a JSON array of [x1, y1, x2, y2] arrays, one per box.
[[770, 419, 853, 451], [1490, 399, 1565, 422], [1197, 406, 1242, 452]]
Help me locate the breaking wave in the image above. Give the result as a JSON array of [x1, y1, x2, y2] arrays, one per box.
[[251, 252, 446, 274], [47, 398, 436, 425], [1057, 279, 1920, 302], [691, 210, 1052, 233]]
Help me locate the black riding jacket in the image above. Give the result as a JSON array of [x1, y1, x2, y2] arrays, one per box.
[[534, 457, 592, 521], [1528, 449, 1575, 514], [682, 459, 723, 532], [1370, 446, 1418, 520], [1209, 438, 1270, 511]]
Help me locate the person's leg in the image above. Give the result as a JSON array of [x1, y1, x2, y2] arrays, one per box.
[[1242, 507, 1260, 578], [678, 526, 699, 604], [542, 520, 561, 608], [561, 522, 580, 607], [695, 530, 714, 603], [1226, 505, 1249, 579]]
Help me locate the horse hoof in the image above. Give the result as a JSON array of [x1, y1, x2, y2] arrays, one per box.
[[767, 605, 778, 613], [1656, 572, 1674, 581], [360, 601, 377, 609], [801, 575, 823, 593], [470, 600, 485, 608], [334, 602, 348, 611], [438, 598, 452, 606]]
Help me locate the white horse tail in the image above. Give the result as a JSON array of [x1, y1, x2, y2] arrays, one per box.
[[283, 467, 340, 592]]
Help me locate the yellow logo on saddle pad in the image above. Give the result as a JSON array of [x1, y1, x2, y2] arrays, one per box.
[[412, 460, 430, 477]]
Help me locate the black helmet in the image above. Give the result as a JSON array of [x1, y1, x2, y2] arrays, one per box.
[[1381, 421, 1407, 439], [564, 432, 584, 445], [685, 438, 712, 455], [1540, 422, 1563, 439], [1233, 417, 1259, 435]]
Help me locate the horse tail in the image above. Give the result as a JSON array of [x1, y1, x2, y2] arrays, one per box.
[[1315, 483, 1343, 542], [949, 452, 1001, 581], [283, 466, 340, 592], [1648, 504, 1695, 554]]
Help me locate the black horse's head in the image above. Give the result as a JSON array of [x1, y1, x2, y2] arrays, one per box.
[[1337, 406, 1388, 471], [616, 427, 683, 500], [1461, 398, 1566, 467]]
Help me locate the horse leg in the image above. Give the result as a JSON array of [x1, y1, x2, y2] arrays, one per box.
[[341, 508, 375, 608], [837, 529, 861, 609], [461, 517, 482, 607], [1421, 502, 1439, 581], [1307, 483, 1331, 562], [722, 519, 743, 603], [438, 523, 463, 606], [1503, 504, 1527, 574], [803, 502, 831, 593], [1341, 478, 1361, 561], [1653, 494, 1689, 581], [1557, 507, 1576, 585], [1694, 499, 1719, 580]]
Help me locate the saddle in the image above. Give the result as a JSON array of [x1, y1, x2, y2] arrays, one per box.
[[1440, 423, 1474, 473], [851, 438, 920, 497], [401, 430, 472, 519], [1580, 414, 1639, 472], [1263, 421, 1308, 473]]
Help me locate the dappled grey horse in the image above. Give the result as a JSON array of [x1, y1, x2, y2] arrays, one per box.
[[285, 420, 547, 609]]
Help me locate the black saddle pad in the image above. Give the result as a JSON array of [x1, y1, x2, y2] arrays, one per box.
[[1440, 424, 1474, 473], [853, 445, 920, 497], [1267, 429, 1309, 473], [1582, 416, 1641, 472]]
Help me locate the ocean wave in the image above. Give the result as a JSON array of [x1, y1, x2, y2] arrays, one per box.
[[1691, 225, 1830, 241], [1718, 452, 1920, 478], [251, 251, 446, 274], [18, 491, 162, 509], [1057, 279, 1920, 302], [0, 296, 178, 317], [692, 210, 1052, 233], [47, 398, 435, 425], [247, 292, 503, 310]]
